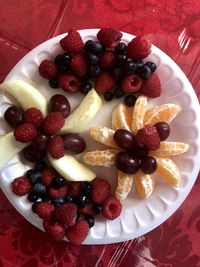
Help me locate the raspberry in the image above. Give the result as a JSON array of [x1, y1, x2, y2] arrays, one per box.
[[42, 112, 65, 135], [70, 53, 87, 78], [55, 203, 77, 226], [90, 178, 111, 204], [141, 73, 161, 98], [39, 60, 58, 79], [48, 136, 65, 159], [60, 30, 84, 53], [100, 51, 115, 70], [68, 182, 81, 197], [79, 204, 96, 217], [11, 176, 32, 196], [127, 36, 152, 60], [41, 167, 55, 186], [102, 197, 122, 220], [43, 221, 65, 241], [14, 123, 37, 143], [97, 28, 122, 48], [135, 125, 160, 150], [36, 202, 55, 221], [58, 74, 80, 93], [121, 75, 142, 93], [66, 219, 89, 245], [49, 184, 68, 199], [24, 108, 43, 128], [95, 72, 115, 94]]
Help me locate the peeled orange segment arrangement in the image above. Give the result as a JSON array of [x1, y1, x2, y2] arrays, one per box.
[[89, 127, 118, 148], [112, 103, 132, 131], [131, 95, 148, 133], [115, 171, 134, 201], [133, 171, 154, 198], [155, 157, 181, 186], [83, 149, 118, 166], [150, 142, 189, 157], [144, 103, 181, 125]]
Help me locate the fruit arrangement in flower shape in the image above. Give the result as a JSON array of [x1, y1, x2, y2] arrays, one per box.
[[83, 95, 189, 200]]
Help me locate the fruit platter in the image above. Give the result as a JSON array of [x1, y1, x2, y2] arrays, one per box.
[[0, 28, 199, 245]]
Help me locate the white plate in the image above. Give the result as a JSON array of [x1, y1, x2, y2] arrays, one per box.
[[0, 29, 200, 245]]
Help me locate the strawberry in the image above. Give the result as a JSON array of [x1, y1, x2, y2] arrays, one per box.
[[55, 203, 77, 226], [70, 53, 87, 78], [14, 123, 37, 143], [141, 73, 161, 98], [41, 167, 55, 186], [43, 221, 65, 241], [24, 107, 43, 128], [36, 202, 55, 221], [127, 36, 152, 60], [68, 182, 81, 197], [58, 74, 80, 93], [49, 184, 68, 199], [121, 75, 142, 93], [11, 176, 32, 196], [66, 219, 89, 245], [103, 197, 122, 220], [48, 136, 65, 159], [95, 72, 115, 94], [42, 112, 65, 135], [100, 51, 115, 70], [90, 178, 111, 204], [39, 60, 58, 79], [60, 30, 84, 53], [135, 125, 160, 150], [97, 28, 122, 48]]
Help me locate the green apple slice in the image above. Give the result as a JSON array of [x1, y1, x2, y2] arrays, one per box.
[[48, 153, 96, 182], [0, 132, 28, 170], [59, 89, 102, 134], [0, 80, 48, 116]]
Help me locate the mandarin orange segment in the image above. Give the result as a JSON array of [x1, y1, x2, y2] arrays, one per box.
[[133, 171, 154, 198], [83, 149, 118, 167], [112, 103, 131, 131], [115, 171, 133, 200], [149, 142, 189, 157], [89, 127, 117, 148], [144, 103, 181, 125], [155, 157, 180, 186], [131, 95, 148, 133]]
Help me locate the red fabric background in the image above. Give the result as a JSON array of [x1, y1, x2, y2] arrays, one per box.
[[0, 0, 200, 266]]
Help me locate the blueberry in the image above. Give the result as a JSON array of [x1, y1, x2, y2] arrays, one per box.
[[93, 204, 103, 214], [54, 54, 63, 66], [53, 197, 66, 207], [34, 161, 46, 171], [32, 183, 47, 194], [88, 65, 100, 77], [87, 53, 99, 65], [84, 40, 104, 54], [123, 61, 137, 76], [32, 202, 39, 213], [115, 42, 127, 54], [27, 170, 42, 184], [78, 195, 90, 207], [27, 192, 39, 203], [66, 195, 75, 203], [81, 182, 91, 194], [112, 67, 123, 82], [116, 54, 127, 66], [79, 82, 93, 94], [113, 86, 125, 99], [52, 176, 65, 188], [62, 53, 71, 65], [124, 94, 137, 107], [134, 59, 144, 68], [137, 65, 151, 80], [41, 194, 52, 203], [104, 91, 113, 102], [84, 215, 95, 228], [58, 65, 68, 73], [145, 61, 157, 73], [49, 78, 59, 88]]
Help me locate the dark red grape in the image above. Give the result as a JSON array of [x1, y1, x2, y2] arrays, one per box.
[[63, 134, 86, 154], [23, 145, 46, 162], [154, 121, 170, 141], [115, 152, 140, 174], [4, 105, 24, 128], [113, 129, 135, 151], [32, 134, 49, 150], [132, 146, 148, 159], [140, 156, 157, 174], [49, 94, 71, 118]]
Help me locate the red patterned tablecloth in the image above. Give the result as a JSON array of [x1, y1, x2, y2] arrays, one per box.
[[0, 1, 200, 266]]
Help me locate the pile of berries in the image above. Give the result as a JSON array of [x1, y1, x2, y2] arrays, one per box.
[[11, 161, 122, 244], [4, 95, 86, 162], [114, 122, 170, 174], [38, 28, 161, 107]]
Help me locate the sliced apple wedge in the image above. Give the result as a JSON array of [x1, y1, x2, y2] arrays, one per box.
[[59, 89, 102, 134], [0, 132, 28, 170], [48, 153, 96, 182], [0, 80, 48, 116]]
